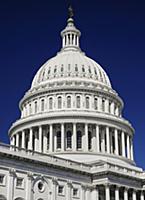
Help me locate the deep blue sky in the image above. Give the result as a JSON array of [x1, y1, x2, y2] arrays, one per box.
[[0, 0, 145, 169]]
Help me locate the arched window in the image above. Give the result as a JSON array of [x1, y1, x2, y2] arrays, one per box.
[[41, 99, 45, 111], [66, 131, 72, 149], [77, 131, 82, 149], [67, 96, 71, 108], [49, 97, 53, 110], [0, 195, 6, 200], [76, 96, 81, 108], [34, 101, 37, 113], [88, 131, 92, 150], [86, 97, 90, 109], [56, 131, 61, 149], [58, 97, 62, 109], [94, 98, 98, 110]]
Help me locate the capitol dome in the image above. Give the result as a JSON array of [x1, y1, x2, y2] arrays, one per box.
[[9, 11, 134, 168], [31, 49, 111, 89]]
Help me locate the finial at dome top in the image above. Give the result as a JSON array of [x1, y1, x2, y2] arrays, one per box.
[[60, 5, 81, 51], [68, 5, 74, 18]]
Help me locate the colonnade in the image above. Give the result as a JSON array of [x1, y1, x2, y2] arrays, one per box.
[[21, 93, 121, 118], [10, 123, 134, 160], [92, 184, 145, 200]]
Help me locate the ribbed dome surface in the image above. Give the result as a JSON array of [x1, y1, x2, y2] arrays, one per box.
[[31, 50, 111, 89]]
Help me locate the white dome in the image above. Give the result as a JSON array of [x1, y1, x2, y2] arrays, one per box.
[[31, 50, 111, 89], [31, 17, 111, 89]]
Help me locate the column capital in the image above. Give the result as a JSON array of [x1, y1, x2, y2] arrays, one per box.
[[67, 180, 72, 187], [9, 168, 16, 177], [52, 177, 58, 185], [27, 172, 34, 180]]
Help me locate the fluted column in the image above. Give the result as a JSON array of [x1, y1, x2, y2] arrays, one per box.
[[16, 133, 19, 148], [96, 125, 100, 153], [141, 191, 145, 200], [85, 123, 88, 151], [91, 186, 99, 200], [98, 97, 102, 112], [7, 169, 15, 200], [127, 135, 130, 159], [67, 181, 72, 200], [22, 130, 25, 149], [26, 172, 33, 200], [115, 186, 119, 200], [121, 131, 126, 157], [115, 129, 119, 155], [52, 178, 57, 200], [101, 129, 105, 153], [105, 99, 109, 113], [124, 188, 128, 200], [81, 185, 86, 200], [130, 137, 134, 160], [86, 187, 90, 199], [28, 128, 33, 151], [105, 184, 110, 200], [43, 127, 48, 153], [61, 123, 65, 151], [39, 126, 42, 152], [34, 129, 39, 152], [49, 124, 53, 152], [111, 102, 115, 115], [106, 127, 110, 154], [132, 190, 137, 200], [73, 123, 77, 151]]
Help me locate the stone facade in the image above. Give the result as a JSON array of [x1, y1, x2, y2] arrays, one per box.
[[0, 9, 145, 200]]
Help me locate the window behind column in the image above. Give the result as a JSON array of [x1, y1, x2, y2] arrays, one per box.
[[57, 131, 61, 149], [66, 131, 72, 149], [77, 130, 82, 149]]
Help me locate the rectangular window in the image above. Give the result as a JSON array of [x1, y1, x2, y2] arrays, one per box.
[[0, 175, 4, 184], [16, 178, 23, 188], [58, 185, 64, 195], [73, 188, 79, 197]]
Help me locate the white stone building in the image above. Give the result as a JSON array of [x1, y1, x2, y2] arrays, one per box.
[[0, 8, 145, 200]]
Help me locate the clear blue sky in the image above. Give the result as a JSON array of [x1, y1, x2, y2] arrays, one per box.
[[0, 0, 145, 169]]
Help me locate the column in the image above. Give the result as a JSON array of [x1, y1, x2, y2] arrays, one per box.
[[115, 186, 119, 200], [132, 190, 137, 200], [124, 188, 128, 200], [111, 102, 115, 115], [98, 97, 102, 112], [85, 123, 88, 151], [105, 184, 110, 200], [22, 130, 25, 149], [96, 125, 100, 153], [114, 129, 119, 155], [91, 186, 99, 200], [81, 185, 86, 200], [49, 124, 53, 152], [101, 128, 105, 153], [106, 126, 110, 154], [26, 172, 33, 200], [28, 128, 33, 151], [43, 127, 48, 153], [105, 99, 109, 113], [141, 191, 145, 200], [67, 181, 72, 200], [52, 178, 57, 200], [127, 135, 130, 159], [61, 123, 65, 151], [121, 131, 126, 157], [34, 129, 39, 152], [72, 123, 77, 151], [130, 137, 134, 160], [7, 168, 15, 200], [39, 126, 42, 153], [86, 187, 90, 199], [16, 133, 19, 147]]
